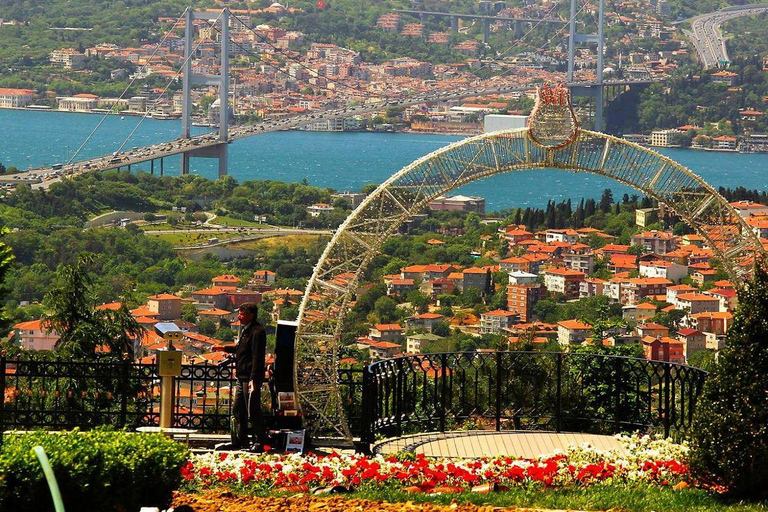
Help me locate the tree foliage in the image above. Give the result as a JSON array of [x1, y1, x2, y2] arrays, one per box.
[[689, 262, 768, 500], [42, 253, 144, 358]]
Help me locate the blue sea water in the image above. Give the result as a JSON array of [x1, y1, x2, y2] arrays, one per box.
[[3, 108, 768, 211]]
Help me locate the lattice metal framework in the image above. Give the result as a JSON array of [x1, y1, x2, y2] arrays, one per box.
[[295, 108, 764, 442]]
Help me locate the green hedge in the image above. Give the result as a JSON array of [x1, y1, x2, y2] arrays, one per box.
[[0, 429, 189, 512]]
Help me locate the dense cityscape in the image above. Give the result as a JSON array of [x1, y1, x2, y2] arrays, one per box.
[[2, 0, 768, 510]]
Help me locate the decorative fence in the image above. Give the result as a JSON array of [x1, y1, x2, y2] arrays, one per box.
[[1, 352, 708, 447], [360, 351, 708, 445], [0, 355, 364, 443]]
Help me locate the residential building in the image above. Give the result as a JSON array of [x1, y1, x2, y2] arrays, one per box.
[[674, 293, 720, 314], [387, 278, 415, 296], [191, 287, 230, 310], [579, 277, 606, 299], [638, 260, 687, 282], [307, 203, 334, 216], [12, 319, 60, 351], [635, 208, 659, 227], [649, 129, 680, 147], [421, 278, 456, 298], [545, 229, 580, 244], [369, 323, 404, 343], [507, 283, 544, 322], [711, 70, 738, 86], [462, 267, 491, 295], [620, 277, 671, 305], [631, 230, 677, 254], [406, 333, 443, 354], [666, 284, 697, 305], [707, 287, 737, 312], [543, 268, 585, 299], [642, 336, 685, 364], [508, 271, 538, 284], [729, 200, 768, 218], [405, 312, 444, 332], [252, 270, 276, 285], [480, 309, 520, 334], [677, 328, 707, 360], [563, 250, 595, 274], [503, 227, 534, 246], [688, 311, 733, 338], [212, 274, 242, 288], [50, 48, 86, 69], [622, 302, 657, 322], [499, 256, 531, 273], [356, 338, 402, 360], [557, 319, 592, 346], [146, 293, 182, 321], [636, 322, 669, 339]]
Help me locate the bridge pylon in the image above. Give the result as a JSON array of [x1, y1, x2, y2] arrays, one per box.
[[180, 7, 231, 177], [567, 0, 605, 131]]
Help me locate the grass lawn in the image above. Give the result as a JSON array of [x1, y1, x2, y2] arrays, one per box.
[[151, 231, 242, 246], [340, 485, 768, 512], [211, 215, 271, 228], [229, 234, 328, 251]]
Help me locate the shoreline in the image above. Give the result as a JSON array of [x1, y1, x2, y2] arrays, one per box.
[[2, 106, 768, 152]]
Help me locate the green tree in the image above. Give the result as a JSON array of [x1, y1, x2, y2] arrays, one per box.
[[373, 295, 398, 323], [42, 253, 144, 358], [0, 227, 14, 337], [690, 263, 768, 499]]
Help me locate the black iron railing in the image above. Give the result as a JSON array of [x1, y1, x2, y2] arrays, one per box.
[[1, 352, 708, 446], [360, 351, 708, 445], [0, 355, 364, 441]]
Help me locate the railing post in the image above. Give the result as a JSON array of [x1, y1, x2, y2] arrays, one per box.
[[440, 354, 448, 432], [395, 358, 404, 436], [120, 355, 130, 428], [663, 363, 671, 438], [358, 364, 374, 453], [556, 352, 563, 433], [613, 357, 622, 432], [495, 351, 502, 432]]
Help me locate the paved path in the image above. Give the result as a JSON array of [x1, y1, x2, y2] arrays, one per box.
[[373, 431, 626, 459]]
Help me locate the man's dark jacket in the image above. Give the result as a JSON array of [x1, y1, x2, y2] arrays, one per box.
[[226, 322, 267, 383]]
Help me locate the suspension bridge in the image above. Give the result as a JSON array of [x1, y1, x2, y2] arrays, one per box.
[[8, 1, 656, 187]]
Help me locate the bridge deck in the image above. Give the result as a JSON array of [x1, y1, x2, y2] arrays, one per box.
[[373, 431, 626, 459]]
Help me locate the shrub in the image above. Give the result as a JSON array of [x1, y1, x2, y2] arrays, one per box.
[[689, 262, 768, 500], [0, 428, 188, 512]]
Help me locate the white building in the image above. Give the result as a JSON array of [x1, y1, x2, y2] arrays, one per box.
[[0, 87, 36, 108]]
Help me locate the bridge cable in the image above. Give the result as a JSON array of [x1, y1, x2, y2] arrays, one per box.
[[492, 0, 590, 82], [492, 0, 568, 61], [115, 11, 226, 151], [66, 11, 188, 165]]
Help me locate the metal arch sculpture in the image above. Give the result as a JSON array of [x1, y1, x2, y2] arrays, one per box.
[[294, 85, 764, 441]]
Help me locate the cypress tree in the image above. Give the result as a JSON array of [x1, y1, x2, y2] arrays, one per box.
[[689, 262, 768, 499]]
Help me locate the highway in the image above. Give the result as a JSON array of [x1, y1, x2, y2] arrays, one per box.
[[1, 79, 652, 189], [684, 4, 768, 69]]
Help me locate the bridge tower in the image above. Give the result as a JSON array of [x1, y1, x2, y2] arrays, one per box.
[[180, 7, 230, 176], [567, 0, 605, 131]]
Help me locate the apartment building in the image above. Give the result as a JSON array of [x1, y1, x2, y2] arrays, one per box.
[[544, 268, 586, 299]]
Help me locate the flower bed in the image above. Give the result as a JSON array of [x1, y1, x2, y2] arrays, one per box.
[[181, 434, 690, 493]]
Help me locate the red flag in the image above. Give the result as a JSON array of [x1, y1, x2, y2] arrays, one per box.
[[316, 0, 326, 8]]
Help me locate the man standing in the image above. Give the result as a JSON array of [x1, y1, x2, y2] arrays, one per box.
[[215, 302, 267, 450]]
